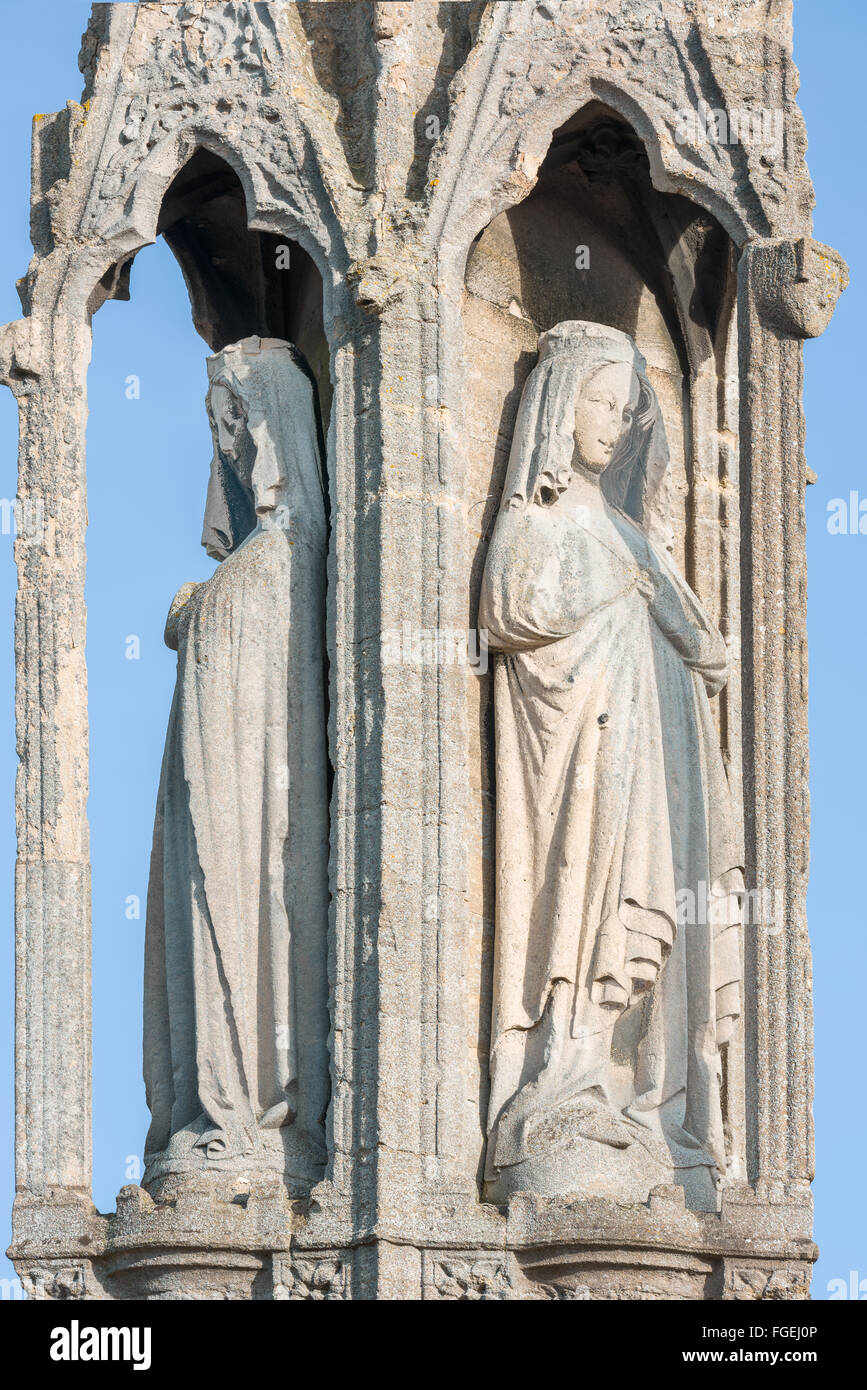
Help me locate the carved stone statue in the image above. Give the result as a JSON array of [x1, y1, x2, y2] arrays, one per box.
[[480, 321, 743, 1211], [142, 336, 330, 1188]]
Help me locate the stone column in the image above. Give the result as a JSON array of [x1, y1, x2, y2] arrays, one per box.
[[1, 310, 103, 1293], [339, 256, 443, 1299], [737, 237, 847, 1198]]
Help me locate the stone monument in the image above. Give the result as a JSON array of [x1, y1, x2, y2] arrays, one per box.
[[143, 336, 330, 1191], [481, 320, 743, 1217], [1, 1, 846, 1300]]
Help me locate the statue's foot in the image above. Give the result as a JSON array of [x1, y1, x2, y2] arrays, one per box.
[[142, 1103, 326, 1193], [193, 1124, 252, 1162], [568, 1095, 632, 1150], [521, 1087, 633, 1155], [259, 1100, 295, 1130]]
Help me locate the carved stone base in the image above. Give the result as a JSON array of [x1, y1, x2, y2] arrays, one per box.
[[518, 1249, 718, 1301], [423, 1249, 813, 1301], [485, 1107, 719, 1213], [11, 1180, 816, 1300], [107, 1251, 271, 1301]]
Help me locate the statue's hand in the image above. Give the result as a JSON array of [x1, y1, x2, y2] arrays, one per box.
[[164, 581, 200, 651]]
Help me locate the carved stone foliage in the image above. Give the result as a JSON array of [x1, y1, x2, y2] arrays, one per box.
[[272, 1256, 348, 1301], [531, 1281, 592, 1301], [124, 1, 279, 91], [72, 2, 345, 255], [430, 1256, 513, 1301], [71, 0, 808, 263], [531, 1280, 691, 1301], [569, 119, 648, 183], [22, 1263, 89, 1301], [84, 91, 313, 242], [724, 1265, 811, 1301], [427, 0, 807, 254]]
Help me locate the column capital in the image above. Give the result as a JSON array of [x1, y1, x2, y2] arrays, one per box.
[[0, 317, 43, 390], [743, 236, 848, 339]]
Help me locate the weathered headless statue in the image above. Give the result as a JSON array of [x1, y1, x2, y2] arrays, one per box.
[[480, 321, 743, 1211], [142, 336, 330, 1188]]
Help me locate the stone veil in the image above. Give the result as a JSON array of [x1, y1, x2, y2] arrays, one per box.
[[142, 336, 330, 1189]]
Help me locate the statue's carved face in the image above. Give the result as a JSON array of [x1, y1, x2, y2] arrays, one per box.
[[249, 434, 287, 520], [210, 382, 253, 482], [209, 378, 290, 525], [572, 361, 635, 476]]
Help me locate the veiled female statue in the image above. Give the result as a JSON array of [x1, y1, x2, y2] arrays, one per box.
[[142, 336, 330, 1187], [480, 321, 743, 1210]]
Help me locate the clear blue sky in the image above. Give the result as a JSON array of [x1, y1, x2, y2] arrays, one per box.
[[0, 1, 863, 1298]]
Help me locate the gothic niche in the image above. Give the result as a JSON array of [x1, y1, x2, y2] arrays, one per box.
[[96, 149, 333, 1195], [461, 107, 744, 1210]]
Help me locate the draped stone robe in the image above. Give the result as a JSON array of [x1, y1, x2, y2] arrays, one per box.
[[143, 341, 329, 1179], [480, 487, 742, 1179]]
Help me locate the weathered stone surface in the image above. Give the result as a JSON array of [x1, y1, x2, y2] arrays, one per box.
[[142, 337, 330, 1191], [2, 1, 845, 1299], [480, 320, 743, 1214]]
